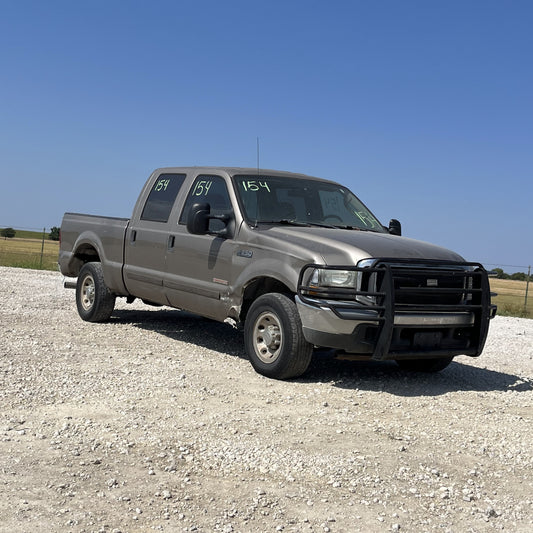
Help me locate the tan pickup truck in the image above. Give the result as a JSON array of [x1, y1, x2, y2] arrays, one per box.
[[59, 167, 496, 379]]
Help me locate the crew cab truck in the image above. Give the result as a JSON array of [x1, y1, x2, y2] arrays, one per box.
[[59, 167, 496, 379]]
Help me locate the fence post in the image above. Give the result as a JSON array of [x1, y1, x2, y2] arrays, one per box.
[[525, 265, 531, 315], [40, 227, 46, 268]]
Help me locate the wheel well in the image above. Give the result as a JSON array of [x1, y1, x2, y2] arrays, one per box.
[[240, 277, 293, 322], [71, 244, 101, 275]]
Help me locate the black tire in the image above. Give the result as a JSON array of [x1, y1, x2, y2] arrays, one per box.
[[395, 356, 454, 373], [76, 262, 116, 322], [244, 293, 313, 380]]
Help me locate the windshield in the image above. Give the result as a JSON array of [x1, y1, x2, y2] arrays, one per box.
[[233, 175, 385, 232]]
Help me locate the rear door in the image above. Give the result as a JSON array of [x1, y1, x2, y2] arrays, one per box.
[[123, 173, 186, 304]]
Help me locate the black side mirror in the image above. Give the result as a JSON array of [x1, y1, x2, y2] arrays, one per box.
[[388, 219, 402, 236], [186, 202, 234, 238], [187, 203, 210, 235]]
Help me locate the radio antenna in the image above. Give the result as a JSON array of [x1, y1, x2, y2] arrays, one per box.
[[256, 137, 260, 174]]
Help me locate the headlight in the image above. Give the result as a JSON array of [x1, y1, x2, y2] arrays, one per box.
[[300, 260, 379, 304], [308, 268, 358, 288]]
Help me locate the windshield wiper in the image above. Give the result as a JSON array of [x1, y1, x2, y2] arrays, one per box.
[[306, 221, 337, 229], [332, 224, 359, 230], [254, 220, 379, 232], [257, 219, 312, 227], [257, 220, 345, 229], [332, 225, 378, 232]]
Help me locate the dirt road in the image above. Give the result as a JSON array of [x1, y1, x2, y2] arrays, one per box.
[[1, 267, 532, 532]]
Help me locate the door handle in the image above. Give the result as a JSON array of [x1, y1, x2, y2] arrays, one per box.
[[130, 230, 137, 243], [167, 235, 175, 250]]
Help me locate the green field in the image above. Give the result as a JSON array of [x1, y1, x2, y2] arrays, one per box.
[[0, 236, 59, 270], [490, 278, 531, 318]]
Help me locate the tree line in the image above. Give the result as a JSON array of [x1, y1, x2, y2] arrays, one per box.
[[492, 268, 532, 282], [1, 227, 60, 240]]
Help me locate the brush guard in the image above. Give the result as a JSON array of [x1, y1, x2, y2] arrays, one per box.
[[298, 259, 496, 360]]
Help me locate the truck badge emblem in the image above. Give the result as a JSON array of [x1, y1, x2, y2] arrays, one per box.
[[237, 249, 253, 258]]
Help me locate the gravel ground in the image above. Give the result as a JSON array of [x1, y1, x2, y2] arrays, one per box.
[[1, 266, 532, 533]]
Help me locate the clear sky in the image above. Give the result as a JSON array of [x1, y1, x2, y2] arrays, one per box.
[[1, 0, 531, 272]]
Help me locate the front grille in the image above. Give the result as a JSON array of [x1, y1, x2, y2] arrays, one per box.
[[393, 272, 466, 305], [381, 260, 484, 311]]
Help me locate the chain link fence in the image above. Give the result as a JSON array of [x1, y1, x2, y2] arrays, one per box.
[[0, 227, 59, 271], [485, 263, 531, 318]]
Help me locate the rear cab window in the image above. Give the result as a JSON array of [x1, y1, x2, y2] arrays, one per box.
[[141, 173, 186, 223]]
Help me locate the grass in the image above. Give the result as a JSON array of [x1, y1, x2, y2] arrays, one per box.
[[0, 236, 59, 271], [489, 278, 531, 318]]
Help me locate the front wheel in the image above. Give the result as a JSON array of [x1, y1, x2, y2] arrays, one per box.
[[244, 293, 313, 380], [395, 356, 454, 373], [76, 262, 116, 322]]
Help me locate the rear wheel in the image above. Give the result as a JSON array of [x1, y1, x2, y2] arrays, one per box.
[[395, 357, 454, 373], [244, 293, 313, 379], [76, 262, 115, 322]]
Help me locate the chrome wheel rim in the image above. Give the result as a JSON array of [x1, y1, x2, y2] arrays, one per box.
[[252, 311, 283, 364], [80, 274, 95, 311]]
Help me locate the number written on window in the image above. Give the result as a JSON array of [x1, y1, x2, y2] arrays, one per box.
[[193, 180, 213, 196], [154, 178, 170, 192], [241, 180, 271, 192], [140, 173, 186, 223]]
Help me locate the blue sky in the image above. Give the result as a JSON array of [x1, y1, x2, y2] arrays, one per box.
[[1, 0, 531, 272]]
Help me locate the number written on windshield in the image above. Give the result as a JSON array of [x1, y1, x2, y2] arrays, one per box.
[[241, 180, 271, 192]]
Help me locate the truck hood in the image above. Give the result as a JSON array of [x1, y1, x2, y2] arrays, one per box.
[[261, 226, 465, 265]]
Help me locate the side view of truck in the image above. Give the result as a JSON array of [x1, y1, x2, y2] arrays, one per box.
[[59, 167, 496, 379]]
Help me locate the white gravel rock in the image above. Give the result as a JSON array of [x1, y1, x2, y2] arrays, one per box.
[[0, 266, 532, 532]]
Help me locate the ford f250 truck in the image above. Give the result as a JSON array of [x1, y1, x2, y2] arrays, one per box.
[[59, 167, 496, 379]]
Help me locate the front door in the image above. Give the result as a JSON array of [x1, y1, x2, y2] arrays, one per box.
[[164, 175, 236, 320]]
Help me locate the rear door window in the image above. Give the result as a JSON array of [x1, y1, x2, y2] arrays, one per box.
[[141, 173, 186, 223]]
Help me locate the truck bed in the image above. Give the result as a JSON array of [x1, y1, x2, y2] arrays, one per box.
[[59, 212, 130, 294]]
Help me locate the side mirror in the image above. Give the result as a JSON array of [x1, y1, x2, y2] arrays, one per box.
[[187, 203, 210, 235], [186, 202, 234, 238], [388, 219, 402, 236]]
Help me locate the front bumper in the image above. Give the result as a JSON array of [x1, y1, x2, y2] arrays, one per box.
[[297, 260, 496, 360]]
